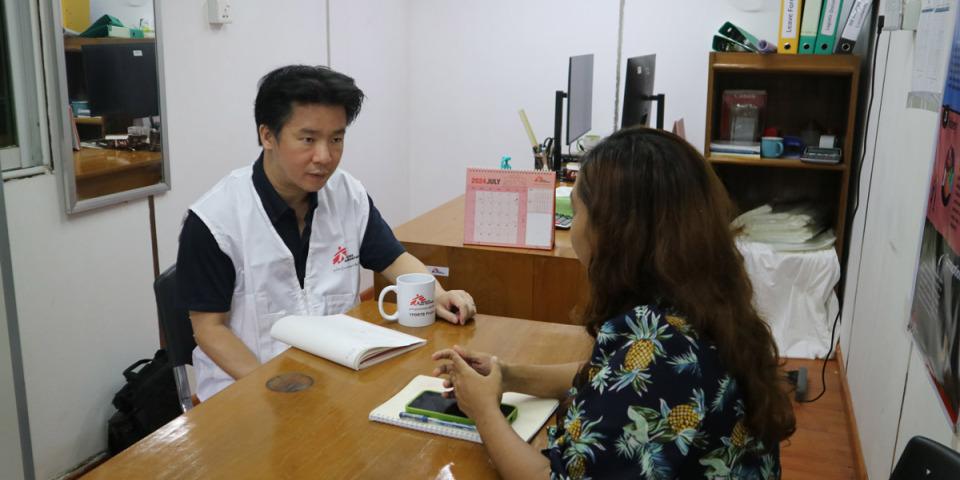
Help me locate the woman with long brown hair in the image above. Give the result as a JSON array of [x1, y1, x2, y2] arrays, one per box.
[[433, 127, 795, 479]]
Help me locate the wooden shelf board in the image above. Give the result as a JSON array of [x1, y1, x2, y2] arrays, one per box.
[[707, 155, 846, 171], [74, 116, 103, 125], [64, 37, 155, 53], [709, 52, 860, 75]]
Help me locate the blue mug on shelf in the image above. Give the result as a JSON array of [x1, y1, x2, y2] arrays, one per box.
[[761, 137, 784, 158]]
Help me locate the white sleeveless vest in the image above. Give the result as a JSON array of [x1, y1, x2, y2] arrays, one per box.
[[189, 165, 370, 400]]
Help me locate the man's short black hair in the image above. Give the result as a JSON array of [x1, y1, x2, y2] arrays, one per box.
[[254, 65, 364, 144]]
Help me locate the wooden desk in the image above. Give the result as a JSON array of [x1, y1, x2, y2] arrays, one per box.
[[86, 301, 593, 479], [376, 196, 588, 324], [73, 147, 162, 199]]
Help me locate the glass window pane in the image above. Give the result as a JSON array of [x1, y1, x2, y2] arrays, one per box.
[[0, 2, 17, 149]]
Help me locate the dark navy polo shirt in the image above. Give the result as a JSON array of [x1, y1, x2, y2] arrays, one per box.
[[176, 156, 405, 313]]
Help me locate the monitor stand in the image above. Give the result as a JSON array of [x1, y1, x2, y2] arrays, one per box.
[[640, 94, 666, 130]]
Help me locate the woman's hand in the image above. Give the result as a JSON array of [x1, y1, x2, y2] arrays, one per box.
[[432, 345, 495, 377], [433, 347, 503, 422]]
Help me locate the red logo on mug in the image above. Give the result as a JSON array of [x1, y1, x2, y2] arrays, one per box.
[[409, 294, 430, 306]]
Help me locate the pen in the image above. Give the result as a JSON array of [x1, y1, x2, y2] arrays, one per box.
[[399, 412, 478, 432]]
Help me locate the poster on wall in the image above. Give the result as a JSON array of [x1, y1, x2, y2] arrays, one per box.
[[908, 0, 953, 111], [909, 3, 960, 430]]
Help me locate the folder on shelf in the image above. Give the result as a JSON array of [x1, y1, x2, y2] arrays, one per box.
[[835, 0, 872, 54], [798, 0, 824, 54], [814, 0, 844, 55], [713, 34, 754, 53], [719, 22, 762, 51], [79, 14, 144, 39], [778, 0, 804, 54]]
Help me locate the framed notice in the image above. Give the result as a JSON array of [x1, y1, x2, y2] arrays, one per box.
[[464, 168, 556, 250]]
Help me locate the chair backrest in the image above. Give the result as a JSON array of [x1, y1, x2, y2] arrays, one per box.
[[154, 265, 196, 367], [890, 436, 960, 480]]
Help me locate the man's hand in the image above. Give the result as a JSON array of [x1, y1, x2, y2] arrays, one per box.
[[435, 289, 476, 324], [380, 252, 477, 324]]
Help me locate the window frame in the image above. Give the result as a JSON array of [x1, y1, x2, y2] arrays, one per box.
[[0, 0, 49, 175]]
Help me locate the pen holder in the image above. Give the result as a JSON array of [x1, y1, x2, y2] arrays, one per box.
[[534, 151, 550, 170]]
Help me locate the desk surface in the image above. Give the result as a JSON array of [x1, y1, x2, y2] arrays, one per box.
[[73, 148, 162, 180], [396, 195, 578, 259], [86, 301, 593, 479]]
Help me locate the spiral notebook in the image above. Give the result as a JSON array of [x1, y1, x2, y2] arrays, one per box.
[[368, 375, 559, 444]]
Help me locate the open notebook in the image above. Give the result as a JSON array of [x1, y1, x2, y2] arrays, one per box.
[[369, 375, 559, 444], [270, 314, 426, 370]]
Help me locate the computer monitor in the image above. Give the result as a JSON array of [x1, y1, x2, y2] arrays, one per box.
[[621, 55, 657, 129], [566, 54, 594, 145], [82, 42, 159, 119]]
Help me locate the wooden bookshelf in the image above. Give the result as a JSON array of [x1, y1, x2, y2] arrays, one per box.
[[704, 52, 861, 261]]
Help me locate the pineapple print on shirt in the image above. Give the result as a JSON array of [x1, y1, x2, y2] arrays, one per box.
[[610, 305, 672, 394], [544, 304, 781, 480]]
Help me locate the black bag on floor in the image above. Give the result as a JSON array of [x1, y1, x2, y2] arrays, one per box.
[[107, 349, 181, 455]]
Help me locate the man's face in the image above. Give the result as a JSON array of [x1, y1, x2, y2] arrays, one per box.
[[260, 103, 347, 197]]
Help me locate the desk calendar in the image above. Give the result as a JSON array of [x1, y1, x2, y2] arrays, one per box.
[[463, 168, 556, 250]]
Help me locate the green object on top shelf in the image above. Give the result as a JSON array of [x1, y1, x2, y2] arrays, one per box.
[[79, 14, 144, 39]]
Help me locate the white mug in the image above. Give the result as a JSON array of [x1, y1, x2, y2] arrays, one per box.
[[378, 273, 436, 327]]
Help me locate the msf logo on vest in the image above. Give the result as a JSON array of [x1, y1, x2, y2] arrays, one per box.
[[332, 246, 359, 272]]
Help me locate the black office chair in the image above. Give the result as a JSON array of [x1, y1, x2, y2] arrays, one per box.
[[154, 265, 196, 413], [890, 436, 960, 479]]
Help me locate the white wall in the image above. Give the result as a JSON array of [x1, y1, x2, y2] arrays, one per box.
[[842, 31, 936, 479], [405, 0, 622, 216], [4, 175, 157, 480], [401, 1, 785, 218], [895, 345, 957, 465], [328, 0, 411, 228], [0, 181, 27, 480], [620, 0, 780, 153], [840, 24, 960, 480]]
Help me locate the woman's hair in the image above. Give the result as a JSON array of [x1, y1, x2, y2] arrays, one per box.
[[575, 127, 795, 446]]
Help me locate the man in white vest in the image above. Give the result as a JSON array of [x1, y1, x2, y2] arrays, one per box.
[[177, 65, 476, 401]]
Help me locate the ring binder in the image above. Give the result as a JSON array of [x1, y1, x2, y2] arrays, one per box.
[[815, 0, 845, 54], [836, 0, 872, 53], [778, 0, 805, 54], [799, 0, 825, 54]]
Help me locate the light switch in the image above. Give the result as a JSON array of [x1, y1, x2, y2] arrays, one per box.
[[208, 0, 232, 25]]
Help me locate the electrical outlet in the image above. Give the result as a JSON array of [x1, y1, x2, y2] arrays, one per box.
[[208, 0, 232, 25]]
